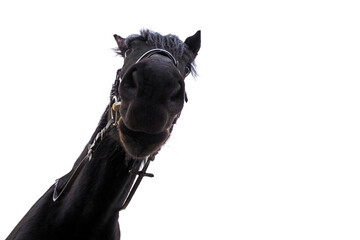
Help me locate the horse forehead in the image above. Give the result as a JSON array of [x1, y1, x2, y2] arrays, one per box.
[[129, 37, 185, 60]]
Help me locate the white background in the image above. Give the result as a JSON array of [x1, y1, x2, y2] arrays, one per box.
[[0, 0, 359, 239]]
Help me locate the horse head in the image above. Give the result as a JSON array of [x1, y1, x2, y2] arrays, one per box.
[[113, 30, 201, 159]]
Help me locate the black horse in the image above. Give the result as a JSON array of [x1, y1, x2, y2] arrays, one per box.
[[6, 29, 201, 240]]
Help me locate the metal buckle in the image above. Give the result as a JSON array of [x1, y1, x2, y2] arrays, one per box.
[[110, 96, 121, 125]]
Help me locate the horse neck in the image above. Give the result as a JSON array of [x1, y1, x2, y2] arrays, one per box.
[[6, 108, 144, 239], [57, 108, 142, 226]]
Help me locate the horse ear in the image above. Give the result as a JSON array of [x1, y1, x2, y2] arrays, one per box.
[[185, 30, 201, 56], [113, 34, 127, 50]]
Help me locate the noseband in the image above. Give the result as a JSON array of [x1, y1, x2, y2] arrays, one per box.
[[135, 48, 178, 66]]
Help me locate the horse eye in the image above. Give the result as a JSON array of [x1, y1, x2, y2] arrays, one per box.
[[124, 49, 132, 58], [185, 66, 190, 76]]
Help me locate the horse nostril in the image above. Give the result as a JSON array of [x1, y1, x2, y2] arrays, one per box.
[[169, 83, 182, 101], [128, 71, 138, 90], [120, 70, 138, 100], [168, 82, 185, 112]]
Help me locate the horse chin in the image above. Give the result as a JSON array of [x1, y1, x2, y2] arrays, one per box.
[[118, 119, 170, 159]]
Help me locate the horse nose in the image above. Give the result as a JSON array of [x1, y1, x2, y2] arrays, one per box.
[[120, 56, 185, 110], [119, 56, 185, 133]]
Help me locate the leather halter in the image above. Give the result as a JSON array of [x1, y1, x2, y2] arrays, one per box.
[[53, 49, 179, 211]]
